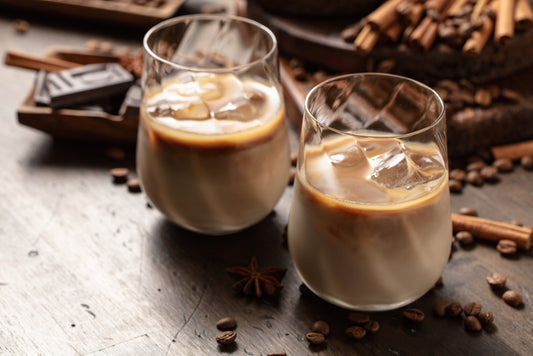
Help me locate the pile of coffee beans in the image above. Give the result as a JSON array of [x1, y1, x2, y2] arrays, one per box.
[[486, 272, 524, 309], [432, 300, 494, 332], [109, 168, 142, 193]]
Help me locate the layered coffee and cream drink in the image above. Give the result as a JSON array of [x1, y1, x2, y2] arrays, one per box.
[[288, 135, 451, 310], [137, 72, 290, 234]]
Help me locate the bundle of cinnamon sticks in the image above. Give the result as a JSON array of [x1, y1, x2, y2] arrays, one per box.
[[343, 0, 533, 55]]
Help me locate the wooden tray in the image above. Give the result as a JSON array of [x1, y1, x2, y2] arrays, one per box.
[[0, 0, 185, 27]]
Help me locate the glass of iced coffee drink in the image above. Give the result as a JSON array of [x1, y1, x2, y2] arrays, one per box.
[[137, 15, 290, 235], [288, 73, 450, 311]]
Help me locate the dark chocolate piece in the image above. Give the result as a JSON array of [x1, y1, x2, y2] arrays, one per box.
[[119, 83, 142, 118], [45, 63, 134, 108], [33, 70, 50, 106]]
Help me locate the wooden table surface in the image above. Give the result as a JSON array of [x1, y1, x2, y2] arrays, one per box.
[[1, 5, 533, 356]]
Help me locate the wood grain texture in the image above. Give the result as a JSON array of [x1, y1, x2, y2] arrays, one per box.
[[1, 6, 533, 356]]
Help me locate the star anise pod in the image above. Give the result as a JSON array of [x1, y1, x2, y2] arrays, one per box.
[[226, 257, 287, 298]]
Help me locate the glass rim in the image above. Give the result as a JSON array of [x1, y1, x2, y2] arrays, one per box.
[[143, 14, 278, 73], [304, 72, 446, 139]]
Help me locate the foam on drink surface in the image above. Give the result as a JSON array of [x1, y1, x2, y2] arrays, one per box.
[[143, 72, 282, 136]]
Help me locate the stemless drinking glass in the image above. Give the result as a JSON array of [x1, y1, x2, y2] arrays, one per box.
[[288, 73, 451, 311], [137, 15, 290, 235]]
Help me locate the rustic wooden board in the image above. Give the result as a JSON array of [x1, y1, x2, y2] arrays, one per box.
[[0, 0, 185, 27]]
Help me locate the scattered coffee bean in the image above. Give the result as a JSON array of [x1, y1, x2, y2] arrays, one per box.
[[216, 330, 237, 345], [290, 151, 298, 166], [493, 158, 514, 173], [433, 300, 451, 317], [464, 316, 482, 332], [456, 231, 474, 245], [267, 352, 287, 356], [449, 179, 463, 193], [311, 320, 330, 336], [477, 311, 495, 326], [126, 178, 142, 193], [502, 290, 523, 308], [293, 67, 308, 82], [110, 167, 129, 184], [458, 206, 478, 216], [345, 326, 366, 340], [305, 332, 326, 345], [463, 302, 482, 316], [216, 317, 237, 331], [466, 170, 483, 186], [480, 166, 499, 183], [363, 320, 380, 333], [486, 272, 507, 289], [446, 302, 463, 317], [403, 308, 425, 322], [521, 155, 533, 170], [12, 19, 29, 34], [347, 312, 370, 325], [496, 239, 518, 255], [466, 160, 486, 172]]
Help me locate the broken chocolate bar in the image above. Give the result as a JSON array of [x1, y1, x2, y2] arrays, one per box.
[[119, 83, 142, 118], [45, 63, 134, 108]]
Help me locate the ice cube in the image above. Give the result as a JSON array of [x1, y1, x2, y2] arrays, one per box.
[[326, 140, 367, 169], [213, 97, 257, 121], [368, 140, 445, 190]]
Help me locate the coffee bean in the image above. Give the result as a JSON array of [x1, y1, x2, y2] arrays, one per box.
[[480, 166, 499, 183], [216, 317, 237, 331], [345, 326, 366, 339], [267, 352, 287, 356], [474, 88, 492, 107], [466, 170, 483, 186], [496, 239, 517, 255], [403, 308, 425, 322], [464, 302, 482, 316], [449, 179, 463, 193], [110, 167, 129, 184], [446, 302, 463, 317], [502, 290, 523, 308], [293, 67, 308, 82], [290, 151, 298, 166], [433, 300, 451, 317], [456, 231, 474, 245], [126, 178, 142, 193], [311, 320, 330, 336], [466, 160, 486, 172], [12, 19, 29, 34], [458, 206, 478, 216], [486, 272, 507, 289], [216, 331, 236, 345], [450, 168, 466, 181], [305, 332, 326, 345], [476, 311, 495, 326], [464, 316, 482, 332], [493, 158, 514, 173], [347, 312, 370, 325], [521, 156, 533, 170], [363, 320, 380, 333], [509, 219, 524, 226]]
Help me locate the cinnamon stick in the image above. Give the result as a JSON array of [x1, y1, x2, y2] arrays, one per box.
[[494, 0, 516, 47], [462, 15, 495, 56], [4, 49, 80, 72], [515, 0, 533, 30], [353, 23, 380, 55], [367, 0, 407, 31], [491, 139, 533, 161], [410, 16, 438, 50], [447, 0, 470, 18], [471, 0, 490, 21], [452, 213, 532, 250]]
